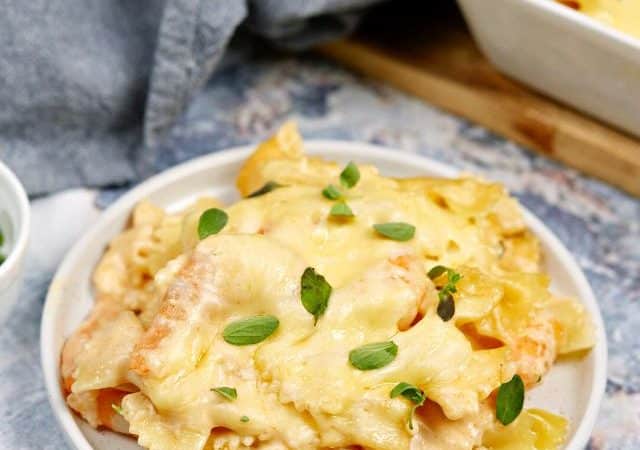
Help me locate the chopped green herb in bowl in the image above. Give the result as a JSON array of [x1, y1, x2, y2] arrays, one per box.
[[0, 226, 5, 266]]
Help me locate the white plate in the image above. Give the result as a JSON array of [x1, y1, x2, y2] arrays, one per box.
[[41, 141, 607, 450]]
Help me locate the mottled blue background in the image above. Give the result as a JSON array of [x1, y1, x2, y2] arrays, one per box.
[[1, 51, 638, 449]]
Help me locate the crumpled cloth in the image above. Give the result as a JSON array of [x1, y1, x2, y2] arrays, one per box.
[[0, 0, 381, 195]]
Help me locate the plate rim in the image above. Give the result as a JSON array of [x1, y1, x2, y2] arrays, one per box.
[[41, 140, 608, 450]]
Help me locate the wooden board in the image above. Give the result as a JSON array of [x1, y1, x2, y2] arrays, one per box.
[[317, 2, 640, 197]]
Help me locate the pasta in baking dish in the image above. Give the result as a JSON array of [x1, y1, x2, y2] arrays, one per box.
[[556, 0, 640, 38], [61, 122, 595, 450]]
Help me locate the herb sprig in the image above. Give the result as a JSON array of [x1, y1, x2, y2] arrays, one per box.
[[323, 162, 360, 217], [390, 382, 426, 430], [427, 265, 462, 322]]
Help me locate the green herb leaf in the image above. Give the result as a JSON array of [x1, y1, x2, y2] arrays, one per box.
[[322, 184, 342, 200], [340, 161, 360, 189], [427, 265, 448, 280], [429, 266, 462, 321], [446, 271, 462, 288], [240, 415, 250, 423], [373, 222, 416, 241], [349, 341, 398, 370], [247, 181, 283, 198], [301, 267, 332, 324], [390, 382, 425, 405], [436, 292, 455, 321], [407, 404, 420, 430], [211, 386, 237, 401], [330, 201, 354, 217], [223, 315, 279, 346], [390, 383, 425, 431], [111, 404, 123, 415], [0, 229, 4, 266], [496, 374, 525, 425], [198, 208, 228, 240]]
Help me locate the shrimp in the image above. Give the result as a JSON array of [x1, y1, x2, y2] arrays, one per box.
[[390, 255, 437, 331], [129, 234, 312, 378], [509, 319, 557, 387], [61, 299, 123, 393], [61, 298, 142, 432]]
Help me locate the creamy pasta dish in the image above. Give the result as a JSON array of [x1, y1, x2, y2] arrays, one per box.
[[556, 0, 640, 39], [61, 123, 595, 450]]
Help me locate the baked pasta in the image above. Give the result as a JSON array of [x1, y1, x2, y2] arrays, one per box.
[[61, 123, 595, 450], [556, 0, 640, 38]]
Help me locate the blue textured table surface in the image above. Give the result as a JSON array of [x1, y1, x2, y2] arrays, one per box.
[[1, 53, 638, 450]]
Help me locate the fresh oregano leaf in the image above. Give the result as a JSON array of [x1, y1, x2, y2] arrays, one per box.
[[330, 201, 354, 217], [247, 181, 283, 198], [373, 222, 416, 241], [301, 267, 332, 324], [340, 161, 360, 188], [427, 265, 448, 280], [198, 208, 228, 240], [390, 382, 425, 405], [211, 386, 237, 401], [223, 315, 279, 346], [322, 184, 342, 200], [496, 374, 525, 425], [349, 341, 398, 370], [437, 292, 455, 322]]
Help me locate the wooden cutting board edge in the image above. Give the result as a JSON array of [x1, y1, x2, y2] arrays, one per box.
[[318, 39, 640, 198]]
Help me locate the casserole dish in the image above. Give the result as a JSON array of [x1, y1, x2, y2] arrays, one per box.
[[457, 0, 640, 138]]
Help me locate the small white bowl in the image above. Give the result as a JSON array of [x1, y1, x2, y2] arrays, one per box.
[[0, 160, 30, 323]]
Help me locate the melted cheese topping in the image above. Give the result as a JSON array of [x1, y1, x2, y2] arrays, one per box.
[[61, 123, 594, 450], [557, 0, 640, 39]]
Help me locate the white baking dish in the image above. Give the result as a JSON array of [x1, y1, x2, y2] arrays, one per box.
[[457, 0, 640, 138]]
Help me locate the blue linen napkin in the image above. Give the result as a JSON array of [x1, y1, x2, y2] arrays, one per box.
[[0, 0, 381, 195]]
